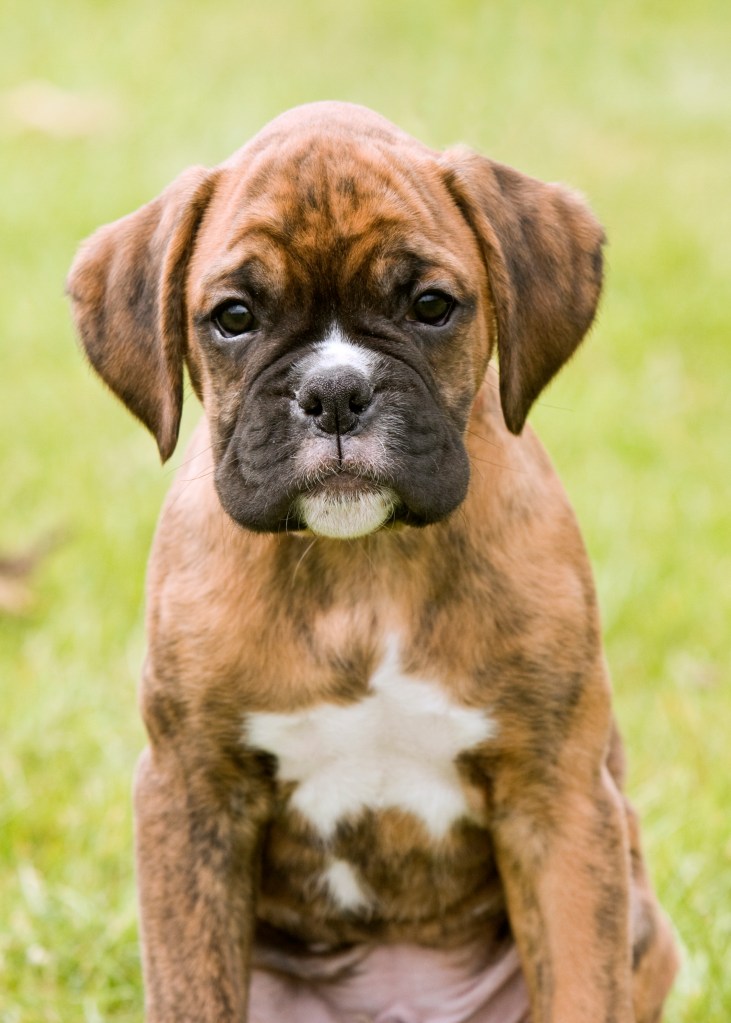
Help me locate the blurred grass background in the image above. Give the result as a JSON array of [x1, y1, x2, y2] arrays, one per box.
[[1, 0, 729, 1019]]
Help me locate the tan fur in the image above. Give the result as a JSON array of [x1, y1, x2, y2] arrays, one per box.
[[68, 103, 678, 1022]]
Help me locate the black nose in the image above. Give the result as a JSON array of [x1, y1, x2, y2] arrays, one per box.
[[297, 368, 374, 435]]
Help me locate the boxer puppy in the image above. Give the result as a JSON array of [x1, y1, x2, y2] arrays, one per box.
[[68, 102, 679, 1023]]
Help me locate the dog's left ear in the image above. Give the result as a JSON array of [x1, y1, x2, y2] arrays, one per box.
[[67, 166, 219, 461], [440, 148, 605, 434]]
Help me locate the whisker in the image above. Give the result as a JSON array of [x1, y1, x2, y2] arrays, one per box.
[[292, 537, 319, 584], [469, 455, 526, 474], [168, 442, 216, 474], [465, 428, 505, 451], [177, 467, 217, 483]]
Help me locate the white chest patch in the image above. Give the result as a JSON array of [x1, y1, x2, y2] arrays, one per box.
[[245, 636, 497, 840], [320, 858, 372, 912]]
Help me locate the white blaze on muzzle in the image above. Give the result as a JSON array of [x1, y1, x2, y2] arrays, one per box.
[[303, 325, 376, 378]]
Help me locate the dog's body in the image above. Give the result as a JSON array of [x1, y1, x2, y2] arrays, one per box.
[[69, 103, 678, 1022]]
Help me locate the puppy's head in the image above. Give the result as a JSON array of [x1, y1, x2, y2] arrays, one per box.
[[68, 102, 604, 538]]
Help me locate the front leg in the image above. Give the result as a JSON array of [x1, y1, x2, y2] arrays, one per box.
[[134, 742, 269, 1022], [489, 691, 634, 1022]]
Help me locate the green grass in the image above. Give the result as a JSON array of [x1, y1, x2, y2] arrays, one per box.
[[1, 0, 729, 1019]]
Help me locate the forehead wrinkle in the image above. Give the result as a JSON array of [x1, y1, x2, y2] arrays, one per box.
[[226, 201, 416, 290], [313, 139, 453, 232], [193, 244, 289, 308], [205, 136, 475, 301], [227, 217, 301, 250], [232, 134, 441, 232], [199, 254, 269, 290], [372, 255, 475, 310]]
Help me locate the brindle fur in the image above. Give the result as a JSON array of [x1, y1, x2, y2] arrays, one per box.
[[68, 103, 679, 1022]]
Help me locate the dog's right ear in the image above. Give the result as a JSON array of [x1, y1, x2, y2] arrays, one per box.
[[67, 166, 219, 461]]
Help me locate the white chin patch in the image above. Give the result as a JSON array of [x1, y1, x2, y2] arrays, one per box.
[[297, 488, 396, 539]]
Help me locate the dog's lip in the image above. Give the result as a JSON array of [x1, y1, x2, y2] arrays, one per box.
[[302, 471, 383, 495]]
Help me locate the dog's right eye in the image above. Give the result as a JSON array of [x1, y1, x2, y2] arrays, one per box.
[[212, 301, 256, 338]]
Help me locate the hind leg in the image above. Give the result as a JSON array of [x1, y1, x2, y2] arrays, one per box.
[[607, 721, 680, 1023], [626, 798, 680, 1023]]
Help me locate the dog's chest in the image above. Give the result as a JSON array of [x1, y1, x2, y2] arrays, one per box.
[[246, 636, 496, 841]]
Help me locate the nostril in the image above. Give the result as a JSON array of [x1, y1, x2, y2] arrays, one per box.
[[348, 380, 374, 416], [301, 396, 323, 417], [296, 380, 325, 417]]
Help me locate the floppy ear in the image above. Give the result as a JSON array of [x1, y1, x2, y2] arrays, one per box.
[[441, 148, 605, 434], [67, 166, 219, 461]]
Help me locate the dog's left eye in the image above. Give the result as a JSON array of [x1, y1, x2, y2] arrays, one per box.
[[410, 291, 455, 327], [212, 301, 256, 338]]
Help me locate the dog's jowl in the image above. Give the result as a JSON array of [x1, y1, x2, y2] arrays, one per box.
[[68, 103, 679, 1023]]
